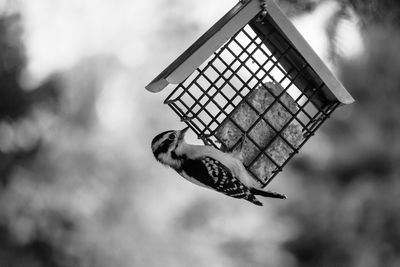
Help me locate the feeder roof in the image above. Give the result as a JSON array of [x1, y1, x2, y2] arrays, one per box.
[[146, 0, 354, 105]]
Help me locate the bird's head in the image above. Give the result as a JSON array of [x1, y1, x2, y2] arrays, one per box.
[[151, 127, 189, 168]]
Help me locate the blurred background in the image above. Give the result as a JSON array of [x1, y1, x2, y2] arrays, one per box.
[[0, 0, 399, 266]]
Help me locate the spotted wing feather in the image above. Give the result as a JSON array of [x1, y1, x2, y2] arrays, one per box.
[[181, 157, 262, 206]]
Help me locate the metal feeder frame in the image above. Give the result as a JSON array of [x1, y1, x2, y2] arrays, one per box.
[[146, 0, 354, 187]]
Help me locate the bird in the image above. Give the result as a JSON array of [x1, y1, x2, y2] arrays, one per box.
[[151, 127, 286, 206]]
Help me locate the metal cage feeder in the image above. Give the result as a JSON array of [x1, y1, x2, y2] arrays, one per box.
[[146, 0, 354, 188]]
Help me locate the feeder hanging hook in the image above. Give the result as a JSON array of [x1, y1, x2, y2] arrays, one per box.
[[257, 0, 268, 22]]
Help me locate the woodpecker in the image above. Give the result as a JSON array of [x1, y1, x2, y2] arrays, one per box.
[[151, 127, 286, 206]]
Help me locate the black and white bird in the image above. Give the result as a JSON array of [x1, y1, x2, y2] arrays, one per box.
[[151, 127, 286, 206]]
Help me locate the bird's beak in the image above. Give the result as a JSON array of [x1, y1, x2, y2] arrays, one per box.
[[178, 127, 189, 140]]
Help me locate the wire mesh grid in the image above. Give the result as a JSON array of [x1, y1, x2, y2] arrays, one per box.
[[164, 14, 340, 187]]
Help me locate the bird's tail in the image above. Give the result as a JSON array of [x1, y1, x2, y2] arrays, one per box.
[[246, 195, 263, 206], [250, 188, 287, 199]]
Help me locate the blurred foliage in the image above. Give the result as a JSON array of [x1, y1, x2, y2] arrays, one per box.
[[345, 0, 400, 28], [278, 1, 400, 267], [279, 0, 400, 28], [277, 0, 324, 17], [0, 14, 30, 120], [0, 12, 67, 267], [0, 12, 60, 184], [1, 1, 400, 267]]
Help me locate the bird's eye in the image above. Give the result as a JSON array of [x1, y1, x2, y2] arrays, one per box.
[[168, 133, 176, 140]]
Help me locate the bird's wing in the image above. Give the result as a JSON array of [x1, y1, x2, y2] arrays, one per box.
[[181, 157, 261, 204]]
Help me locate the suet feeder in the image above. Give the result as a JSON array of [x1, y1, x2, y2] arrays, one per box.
[[146, 0, 354, 187]]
